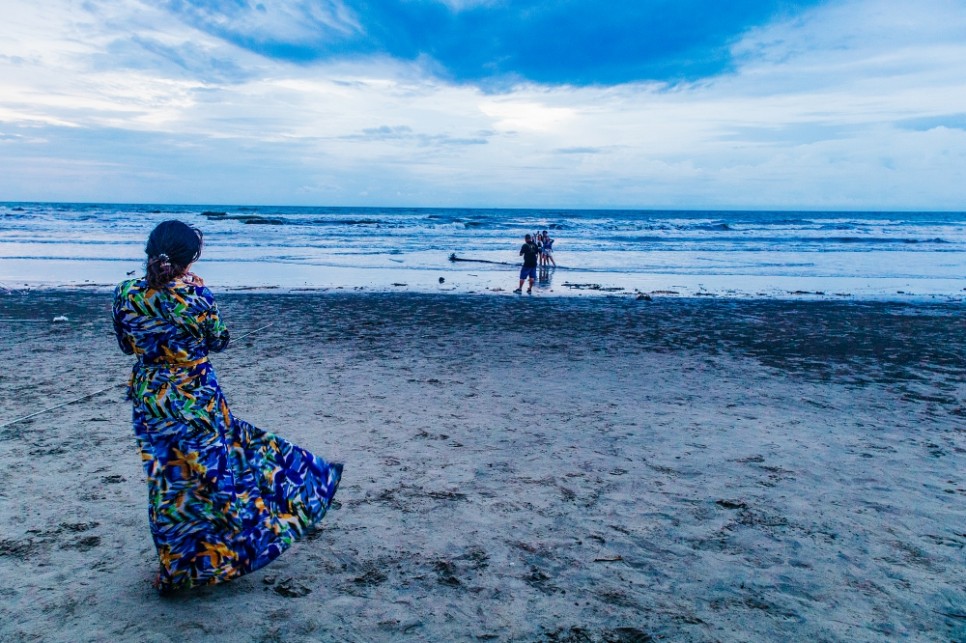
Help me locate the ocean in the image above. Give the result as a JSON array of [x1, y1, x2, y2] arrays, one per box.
[[1, 202, 964, 299]]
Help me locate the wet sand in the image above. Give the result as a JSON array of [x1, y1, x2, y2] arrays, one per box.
[[0, 290, 963, 642]]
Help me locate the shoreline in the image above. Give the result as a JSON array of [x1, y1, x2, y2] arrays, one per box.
[[2, 278, 965, 304], [4, 204, 965, 305], [1, 290, 963, 641]]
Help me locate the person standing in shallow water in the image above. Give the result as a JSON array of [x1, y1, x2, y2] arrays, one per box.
[[112, 220, 342, 594], [539, 229, 556, 267], [514, 233, 540, 294]]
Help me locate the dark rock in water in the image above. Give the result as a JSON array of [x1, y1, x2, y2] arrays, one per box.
[[335, 219, 382, 225], [200, 211, 285, 225], [239, 216, 284, 225]]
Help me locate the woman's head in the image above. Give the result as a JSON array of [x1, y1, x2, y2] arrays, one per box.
[[145, 220, 204, 289]]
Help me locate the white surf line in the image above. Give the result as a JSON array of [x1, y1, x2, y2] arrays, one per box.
[[0, 384, 123, 431]]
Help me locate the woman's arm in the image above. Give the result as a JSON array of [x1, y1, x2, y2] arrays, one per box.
[[112, 284, 135, 355], [198, 287, 230, 352]]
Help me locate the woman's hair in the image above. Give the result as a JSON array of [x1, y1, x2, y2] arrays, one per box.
[[145, 220, 204, 289]]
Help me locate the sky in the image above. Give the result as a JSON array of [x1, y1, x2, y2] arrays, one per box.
[[1, 0, 965, 210]]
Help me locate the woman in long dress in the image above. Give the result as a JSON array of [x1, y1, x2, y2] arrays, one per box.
[[113, 220, 342, 594]]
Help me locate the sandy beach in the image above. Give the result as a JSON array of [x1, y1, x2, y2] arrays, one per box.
[[0, 290, 963, 642]]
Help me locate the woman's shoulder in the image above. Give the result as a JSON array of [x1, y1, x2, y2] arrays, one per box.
[[171, 279, 217, 305], [114, 277, 145, 298]]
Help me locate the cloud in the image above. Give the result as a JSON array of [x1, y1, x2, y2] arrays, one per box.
[[0, 0, 965, 209], [898, 114, 966, 132], [160, 0, 362, 60], [343, 124, 488, 146], [98, 35, 251, 83], [355, 125, 414, 140], [479, 100, 575, 132]]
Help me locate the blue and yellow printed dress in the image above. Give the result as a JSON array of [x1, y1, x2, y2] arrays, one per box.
[[112, 277, 342, 593]]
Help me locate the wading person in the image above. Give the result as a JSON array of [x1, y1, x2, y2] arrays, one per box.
[[539, 230, 556, 267], [514, 233, 540, 294], [112, 220, 342, 595]]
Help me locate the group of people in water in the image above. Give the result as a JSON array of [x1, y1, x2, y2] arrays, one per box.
[[534, 230, 556, 268], [514, 229, 556, 294]]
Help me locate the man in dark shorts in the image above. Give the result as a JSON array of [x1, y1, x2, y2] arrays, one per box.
[[514, 234, 540, 294]]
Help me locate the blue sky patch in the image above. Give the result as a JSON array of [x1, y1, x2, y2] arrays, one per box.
[[161, 0, 828, 85]]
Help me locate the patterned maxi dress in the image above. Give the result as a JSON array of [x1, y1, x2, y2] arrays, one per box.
[[113, 277, 342, 593]]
